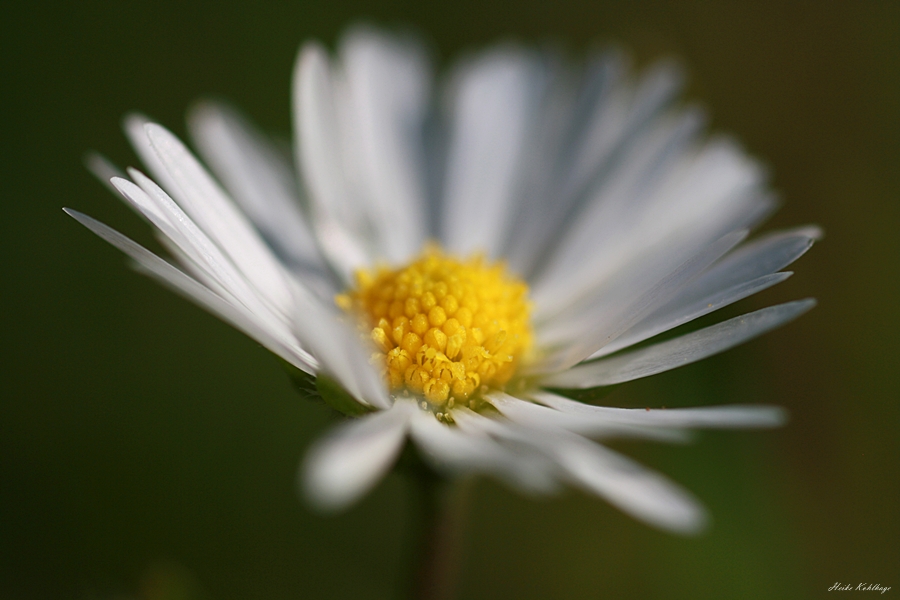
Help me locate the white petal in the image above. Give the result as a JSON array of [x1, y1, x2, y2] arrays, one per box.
[[140, 123, 298, 315], [531, 230, 748, 374], [679, 226, 821, 300], [527, 112, 704, 306], [509, 60, 691, 277], [70, 195, 385, 410], [440, 46, 546, 257], [64, 209, 318, 372], [288, 283, 392, 410], [532, 135, 770, 319], [457, 409, 707, 533], [302, 402, 414, 510], [336, 27, 430, 261], [153, 234, 237, 302], [448, 409, 563, 493], [409, 409, 494, 469], [562, 58, 686, 203], [529, 391, 787, 429], [113, 173, 281, 328], [117, 166, 385, 410], [542, 299, 816, 388], [591, 272, 792, 359], [487, 392, 690, 442], [112, 173, 171, 225], [588, 227, 819, 359], [124, 114, 180, 193], [500, 55, 589, 275], [542, 433, 707, 533], [124, 119, 296, 316], [410, 410, 559, 493], [187, 101, 325, 271], [293, 42, 373, 279]]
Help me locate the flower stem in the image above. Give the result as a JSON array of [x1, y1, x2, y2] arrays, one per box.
[[403, 458, 470, 600]]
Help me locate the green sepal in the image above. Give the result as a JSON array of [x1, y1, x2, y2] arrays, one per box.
[[278, 359, 373, 417], [315, 374, 375, 417], [543, 383, 620, 404], [279, 359, 319, 402]]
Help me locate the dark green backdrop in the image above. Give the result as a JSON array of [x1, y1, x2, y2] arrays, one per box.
[[2, 1, 897, 599]]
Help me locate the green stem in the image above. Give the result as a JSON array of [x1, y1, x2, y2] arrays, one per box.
[[403, 461, 470, 600]]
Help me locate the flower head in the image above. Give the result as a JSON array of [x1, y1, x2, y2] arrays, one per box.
[[69, 27, 818, 533]]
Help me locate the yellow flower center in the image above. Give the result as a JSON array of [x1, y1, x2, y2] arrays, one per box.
[[337, 246, 533, 410]]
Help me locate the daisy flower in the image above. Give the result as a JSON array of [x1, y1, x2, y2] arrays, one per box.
[[68, 27, 818, 534]]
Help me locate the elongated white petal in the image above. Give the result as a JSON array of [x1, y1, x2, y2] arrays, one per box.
[[288, 284, 392, 410], [440, 47, 545, 257], [187, 101, 324, 270], [124, 114, 180, 193], [337, 27, 430, 261], [303, 401, 414, 510], [529, 391, 787, 429], [141, 123, 297, 315], [64, 209, 318, 372], [510, 73, 696, 279], [456, 408, 706, 533], [450, 409, 564, 493], [589, 227, 819, 359], [70, 193, 384, 411], [542, 300, 816, 388], [487, 392, 690, 441], [113, 173, 282, 331], [533, 135, 770, 319], [544, 433, 707, 533], [111, 173, 171, 225], [127, 106, 390, 408], [126, 117, 297, 317], [592, 272, 792, 359], [293, 42, 372, 278], [154, 235, 237, 302], [562, 58, 686, 203], [681, 226, 821, 299], [532, 230, 748, 373], [116, 173, 237, 283], [410, 410, 560, 494]]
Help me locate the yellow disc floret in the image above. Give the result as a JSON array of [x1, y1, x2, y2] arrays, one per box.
[[336, 246, 533, 409]]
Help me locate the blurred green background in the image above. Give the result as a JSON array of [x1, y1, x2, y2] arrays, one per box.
[[2, 1, 897, 598]]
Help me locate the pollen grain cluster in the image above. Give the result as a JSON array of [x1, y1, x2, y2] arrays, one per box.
[[337, 247, 533, 408]]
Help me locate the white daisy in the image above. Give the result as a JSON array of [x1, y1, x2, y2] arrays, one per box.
[[68, 27, 818, 534]]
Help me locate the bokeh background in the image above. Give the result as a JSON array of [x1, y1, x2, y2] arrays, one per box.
[[2, 1, 897, 598]]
